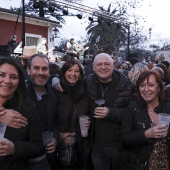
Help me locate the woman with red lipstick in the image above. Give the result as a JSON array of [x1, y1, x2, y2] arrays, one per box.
[[122, 70, 170, 170]]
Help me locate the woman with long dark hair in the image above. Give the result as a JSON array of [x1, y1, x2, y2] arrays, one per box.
[[0, 57, 43, 170], [56, 59, 89, 170]]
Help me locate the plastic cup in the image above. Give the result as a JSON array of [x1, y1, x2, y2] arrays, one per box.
[[158, 113, 170, 127], [79, 115, 89, 137], [0, 123, 7, 139], [95, 99, 105, 107], [42, 131, 53, 147]]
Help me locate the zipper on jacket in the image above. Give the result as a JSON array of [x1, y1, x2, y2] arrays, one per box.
[[136, 122, 145, 128], [94, 77, 116, 98]]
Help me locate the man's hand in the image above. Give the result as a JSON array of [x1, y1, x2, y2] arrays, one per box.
[[46, 138, 57, 153], [52, 77, 63, 92], [0, 108, 27, 128], [0, 138, 15, 156], [94, 107, 109, 118]]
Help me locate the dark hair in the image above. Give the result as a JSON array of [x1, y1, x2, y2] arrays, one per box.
[[60, 59, 84, 84], [50, 63, 60, 75], [130, 57, 139, 67], [160, 61, 169, 69], [70, 38, 74, 41], [136, 70, 165, 100], [157, 63, 170, 80], [0, 57, 26, 112], [27, 54, 50, 69], [62, 54, 72, 62]]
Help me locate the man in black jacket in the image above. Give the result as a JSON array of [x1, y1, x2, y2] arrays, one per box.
[[51, 53, 136, 170], [26, 54, 59, 170], [84, 53, 136, 170]]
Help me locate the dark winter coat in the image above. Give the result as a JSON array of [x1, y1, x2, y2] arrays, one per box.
[[0, 97, 43, 170], [56, 79, 88, 134], [121, 99, 170, 170], [84, 70, 136, 146]]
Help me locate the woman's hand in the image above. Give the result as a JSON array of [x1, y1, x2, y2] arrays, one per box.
[[46, 138, 57, 154], [144, 124, 169, 139], [0, 108, 27, 128], [0, 138, 15, 156]]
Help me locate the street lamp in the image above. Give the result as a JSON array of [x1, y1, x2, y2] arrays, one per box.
[[50, 27, 58, 42]]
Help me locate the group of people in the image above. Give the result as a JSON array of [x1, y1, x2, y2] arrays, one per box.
[[1, 40, 170, 170]]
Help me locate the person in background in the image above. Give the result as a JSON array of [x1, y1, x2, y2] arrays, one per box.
[[19, 46, 38, 85], [160, 61, 170, 70], [0, 57, 43, 170], [122, 70, 170, 170], [157, 63, 170, 86], [128, 62, 149, 84], [37, 37, 48, 54], [151, 66, 165, 85], [66, 38, 78, 59], [50, 63, 60, 76], [56, 59, 89, 169], [7, 34, 19, 55], [26, 54, 59, 170], [129, 57, 139, 70], [84, 50, 103, 76]]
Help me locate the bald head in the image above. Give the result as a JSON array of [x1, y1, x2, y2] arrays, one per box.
[[93, 53, 113, 65], [93, 53, 114, 83]]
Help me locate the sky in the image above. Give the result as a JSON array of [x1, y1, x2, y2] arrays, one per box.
[[1, 0, 170, 47]]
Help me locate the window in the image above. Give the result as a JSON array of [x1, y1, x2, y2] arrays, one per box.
[[25, 33, 42, 46]]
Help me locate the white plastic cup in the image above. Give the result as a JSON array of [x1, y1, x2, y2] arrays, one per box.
[[0, 123, 7, 139], [95, 99, 105, 107], [79, 115, 89, 137], [42, 131, 53, 147], [158, 113, 170, 127]]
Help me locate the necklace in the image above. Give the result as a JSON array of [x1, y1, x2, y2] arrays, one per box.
[[147, 106, 157, 126]]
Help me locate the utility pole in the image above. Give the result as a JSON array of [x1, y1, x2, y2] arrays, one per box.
[[22, 0, 25, 48], [127, 25, 130, 60]]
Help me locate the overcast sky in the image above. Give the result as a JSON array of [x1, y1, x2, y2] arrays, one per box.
[[1, 0, 170, 46]]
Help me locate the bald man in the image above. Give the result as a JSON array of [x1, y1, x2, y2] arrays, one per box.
[[84, 53, 136, 170]]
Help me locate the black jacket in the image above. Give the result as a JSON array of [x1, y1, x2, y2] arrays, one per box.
[[121, 99, 170, 169], [26, 84, 59, 142], [57, 79, 88, 133], [0, 97, 43, 170], [85, 70, 136, 146]]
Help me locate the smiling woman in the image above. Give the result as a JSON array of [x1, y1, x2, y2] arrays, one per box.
[[0, 57, 43, 170], [122, 70, 170, 170], [56, 59, 89, 169]]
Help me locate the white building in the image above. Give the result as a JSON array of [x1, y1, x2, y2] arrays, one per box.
[[156, 50, 170, 62]]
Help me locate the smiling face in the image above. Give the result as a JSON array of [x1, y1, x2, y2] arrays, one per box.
[[27, 56, 50, 92], [139, 74, 160, 104], [93, 53, 114, 83], [0, 63, 19, 103], [65, 64, 80, 86]]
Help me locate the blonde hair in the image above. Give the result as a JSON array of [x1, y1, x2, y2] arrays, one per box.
[[130, 62, 149, 84]]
